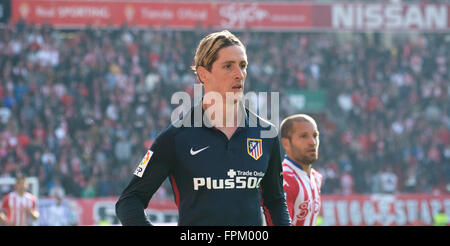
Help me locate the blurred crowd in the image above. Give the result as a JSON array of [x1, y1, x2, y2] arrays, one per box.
[[0, 21, 449, 199]]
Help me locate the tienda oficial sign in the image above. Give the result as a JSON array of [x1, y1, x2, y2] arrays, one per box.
[[10, 0, 450, 31]]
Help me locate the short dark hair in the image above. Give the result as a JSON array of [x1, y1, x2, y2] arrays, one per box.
[[280, 114, 317, 139], [15, 173, 26, 181], [15, 173, 27, 187]]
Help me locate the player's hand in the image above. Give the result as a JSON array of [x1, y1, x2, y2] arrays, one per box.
[[0, 213, 13, 226], [26, 208, 39, 220]]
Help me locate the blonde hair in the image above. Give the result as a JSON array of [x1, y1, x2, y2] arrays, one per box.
[[280, 114, 318, 139], [191, 30, 245, 80]]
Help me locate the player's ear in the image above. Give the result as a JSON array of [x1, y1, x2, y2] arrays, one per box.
[[196, 66, 209, 84], [281, 137, 290, 153]]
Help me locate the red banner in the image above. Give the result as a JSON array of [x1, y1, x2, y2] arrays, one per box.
[[40, 197, 178, 226], [10, 0, 314, 30], [11, 0, 450, 31], [37, 194, 450, 226], [321, 194, 450, 226]]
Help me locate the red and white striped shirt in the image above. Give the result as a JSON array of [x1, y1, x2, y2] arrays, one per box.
[[282, 156, 323, 226], [1, 191, 38, 226]]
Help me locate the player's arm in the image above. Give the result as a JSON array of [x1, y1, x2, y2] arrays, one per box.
[[28, 196, 39, 220], [115, 127, 176, 226], [0, 196, 12, 226], [0, 212, 12, 226], [27, 208, 39, 220], [314, 171, 324, 192], [283, 172, 299, 223], [260, 136, 291, 226], [0, 212, 7, 224]]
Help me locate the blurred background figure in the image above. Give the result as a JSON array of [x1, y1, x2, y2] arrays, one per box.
[[0, 174, 39, 226], [433, 209, 448, 226], [47, 189, 75, 226]]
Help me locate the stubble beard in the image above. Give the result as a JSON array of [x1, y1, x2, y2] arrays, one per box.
[[297, 152, 318, 166]]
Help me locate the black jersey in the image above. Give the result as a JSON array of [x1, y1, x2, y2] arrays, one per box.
[[115, 103, 290, 226]]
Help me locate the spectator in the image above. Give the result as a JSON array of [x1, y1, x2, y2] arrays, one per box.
[[81, 178, 97, 198], [46, 193, 76, 226], [340, 168, 354, 195], [49, 178, 66, 199], [114, 133, 132, 166], [379, 166, 398, 194]]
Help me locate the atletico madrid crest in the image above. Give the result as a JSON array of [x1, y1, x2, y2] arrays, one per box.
[[247, 138, 263, 160]]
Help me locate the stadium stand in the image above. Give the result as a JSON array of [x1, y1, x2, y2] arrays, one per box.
[[0, 20, 449, 201]]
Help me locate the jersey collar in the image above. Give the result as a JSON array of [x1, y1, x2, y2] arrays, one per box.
[[284, 155, 304, 171], [186, 100, 250, 129]]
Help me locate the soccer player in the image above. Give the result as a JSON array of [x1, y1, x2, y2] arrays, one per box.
[[280, 114, 323, 226], [0, 174, 39, 226], [115, 30, 290, 226]]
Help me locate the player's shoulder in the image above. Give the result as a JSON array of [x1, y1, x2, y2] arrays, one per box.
[[2, 192, 11, 201], [150, 108, 202, 153], [283, 170, 297, 180], [24, 192, 37, 201], [282, 162, 296, 175], [247, 109, 275, 127], [165, 104, 206, 136], [282, 167, 300, 192], [246, 107, 279, 137], [146, 124, 180, 157], [311, 168, 323, 179], [311, 168, 324, 188], [153, 120, 185, 142]]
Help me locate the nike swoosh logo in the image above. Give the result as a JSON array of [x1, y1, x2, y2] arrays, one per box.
[[190, 146, 209, 155]]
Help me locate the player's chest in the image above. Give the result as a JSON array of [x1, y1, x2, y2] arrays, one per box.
[[293, 175, 321, 213], [8, 195, 33, 209], [174, 128, 272, 178]]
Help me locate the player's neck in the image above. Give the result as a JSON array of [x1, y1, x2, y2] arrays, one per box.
[[203, 100, 244, 138], [287, 155, 312, 177], [297, 162, 311, 177], [302, 164, 312, 177], [16, 190, 25, 196]]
